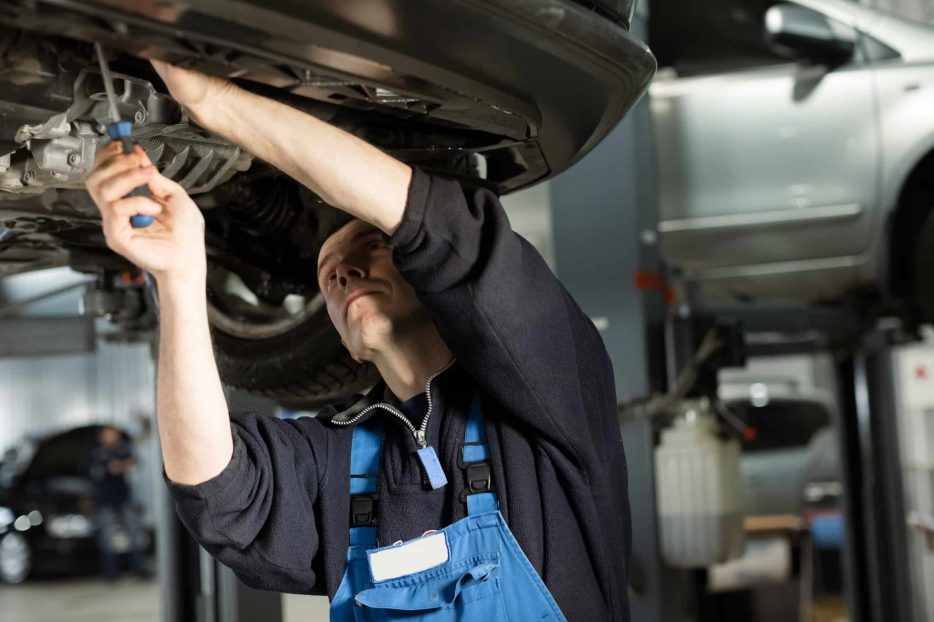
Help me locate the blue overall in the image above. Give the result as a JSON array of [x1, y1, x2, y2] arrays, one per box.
[[330, 399, 568, 621]]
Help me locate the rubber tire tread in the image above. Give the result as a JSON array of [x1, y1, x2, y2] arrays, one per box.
[[914, 208, 934, 324], [210, 305, 378, 408]]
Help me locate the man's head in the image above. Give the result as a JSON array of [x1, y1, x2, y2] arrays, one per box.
[[98, 426, 121, 447], [317, 219, 429, 362]]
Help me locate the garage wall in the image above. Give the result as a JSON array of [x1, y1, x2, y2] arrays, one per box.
[[0, 339, 155, 453]]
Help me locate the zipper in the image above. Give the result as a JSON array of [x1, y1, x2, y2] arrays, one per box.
[[330, 359, 455, 449]]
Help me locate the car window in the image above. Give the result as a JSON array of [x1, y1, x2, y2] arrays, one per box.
[[859, 32, 901, 63], [649, 0, 854, 76], [727, 398, 832, 452], [650, 0, 789, 76]]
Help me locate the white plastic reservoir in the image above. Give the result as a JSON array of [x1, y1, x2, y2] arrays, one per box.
[[655, 399, 745, 568]]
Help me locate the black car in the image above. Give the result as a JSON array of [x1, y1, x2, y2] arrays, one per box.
[[0, 0, 655, 407], [0, 425, 150, 583]]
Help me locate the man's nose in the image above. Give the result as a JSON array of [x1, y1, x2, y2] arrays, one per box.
[[336, 264, 365, 288]]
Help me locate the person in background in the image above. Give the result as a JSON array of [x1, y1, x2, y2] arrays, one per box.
[[88, 426, 144, 581]]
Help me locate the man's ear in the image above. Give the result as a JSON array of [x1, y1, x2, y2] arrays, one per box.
[[341, 339, 362, 364]]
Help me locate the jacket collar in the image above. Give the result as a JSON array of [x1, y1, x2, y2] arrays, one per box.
[[328, 359, 460, 425]]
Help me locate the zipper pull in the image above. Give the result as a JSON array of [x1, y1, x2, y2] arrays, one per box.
[[413, 430, 447, 490]]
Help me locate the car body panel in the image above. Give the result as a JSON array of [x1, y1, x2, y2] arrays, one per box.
[[654, 61, 877, 267], [652, 0, 934, 304], [2, 0, 655, 193]]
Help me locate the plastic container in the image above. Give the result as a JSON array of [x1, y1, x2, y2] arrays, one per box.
[[655, 399, 745, 568]]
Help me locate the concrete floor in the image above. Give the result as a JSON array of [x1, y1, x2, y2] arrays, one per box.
[[0, 578, 330, 622], [0, 578, 159, 622]]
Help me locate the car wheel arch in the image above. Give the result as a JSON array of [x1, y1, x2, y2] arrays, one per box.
[[885, 144, 934, 312]]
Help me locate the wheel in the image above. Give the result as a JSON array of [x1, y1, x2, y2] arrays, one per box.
[[206, 265, 378, 408], [0, 532, 31, 584], [913, 209, 934, 323]]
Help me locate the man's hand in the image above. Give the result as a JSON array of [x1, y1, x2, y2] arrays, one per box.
[[151, 60, 231, 122], [85, 141, 207, 289], [87, 140, 232, 487]]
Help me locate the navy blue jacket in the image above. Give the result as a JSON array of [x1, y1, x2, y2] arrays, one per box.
[[167, 168, 632, 621], [89, 441, 134, 508]]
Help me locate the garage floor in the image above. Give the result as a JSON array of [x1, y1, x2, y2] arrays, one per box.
[[0, 578, 331, 622]]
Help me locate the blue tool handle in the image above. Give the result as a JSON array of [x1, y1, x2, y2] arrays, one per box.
[[105, 122, 153, 228]]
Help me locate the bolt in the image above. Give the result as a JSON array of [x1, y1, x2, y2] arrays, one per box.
[[134, 110, 147, 125], [67, 152, 82, 167], [21, 170, 35, 185]]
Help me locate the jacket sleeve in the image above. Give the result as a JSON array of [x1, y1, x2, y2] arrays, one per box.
[[165, 413, 330, 594], [390, 168, 618, 475]]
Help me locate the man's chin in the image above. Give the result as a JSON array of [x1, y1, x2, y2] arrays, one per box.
[[345, 312, 394, 350]]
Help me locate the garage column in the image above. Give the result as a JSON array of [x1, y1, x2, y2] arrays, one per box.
[[155, 389, 283, 622], [548, 6, 687, 622]]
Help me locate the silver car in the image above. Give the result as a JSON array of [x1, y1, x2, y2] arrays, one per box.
[[652, 0, 934, 319]]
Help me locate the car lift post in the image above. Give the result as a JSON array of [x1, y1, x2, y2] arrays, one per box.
[[548, 4, 694, 621], [702, 306, 918, 622], [834, 323, 916, 622], [153, 384, 284, 622]]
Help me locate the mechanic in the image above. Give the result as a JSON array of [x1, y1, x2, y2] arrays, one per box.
[[85, 61, 631, 621], [87, 426, 145, 580]]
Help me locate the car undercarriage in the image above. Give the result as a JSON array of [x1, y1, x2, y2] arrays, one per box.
[[0, 0, 655, 405]]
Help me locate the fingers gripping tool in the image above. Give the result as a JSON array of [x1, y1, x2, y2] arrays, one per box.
[[93, 43, 154, 229]]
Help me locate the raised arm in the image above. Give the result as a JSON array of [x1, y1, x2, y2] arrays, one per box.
[[86, 139, 330, 594], [85, 142, 231, 486], [151, 61, 412, 235]]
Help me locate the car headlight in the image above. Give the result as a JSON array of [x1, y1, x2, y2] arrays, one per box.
[[0, 507, 13, 528], [46, 514, 93, 539]]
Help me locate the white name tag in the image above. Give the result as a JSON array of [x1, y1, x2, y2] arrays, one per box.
[[368, 532, 449, 582]]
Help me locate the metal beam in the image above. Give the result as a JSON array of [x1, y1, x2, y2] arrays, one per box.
[[0, 315, 95, 357], [0, 281, 88, 318]]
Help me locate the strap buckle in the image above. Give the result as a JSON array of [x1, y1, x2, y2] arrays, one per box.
[[458, 442, 495, 503], [350, 494, 378, 527]]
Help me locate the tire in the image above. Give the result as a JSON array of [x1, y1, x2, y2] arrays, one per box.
[[914, 209, 934, 323], [0, 532, 31, 584], [207, 285, 378, 408]]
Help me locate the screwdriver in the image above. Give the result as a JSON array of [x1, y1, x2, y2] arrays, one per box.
[[93, 43, 154, 229]]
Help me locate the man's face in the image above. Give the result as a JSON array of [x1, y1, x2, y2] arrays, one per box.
[[317, 220, 426, 359], [99, 427, 120, 447]]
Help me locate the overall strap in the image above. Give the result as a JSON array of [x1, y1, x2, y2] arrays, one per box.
[[460, 395, 498, 515], [349, 421, 385, 547]]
